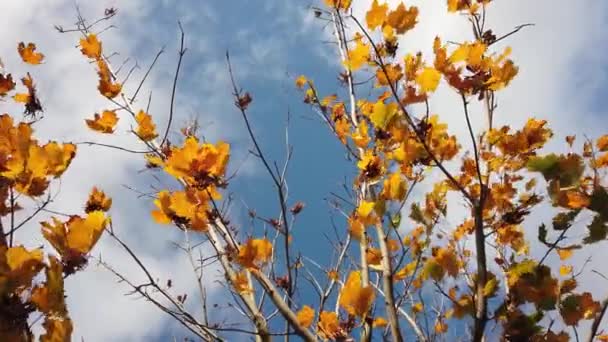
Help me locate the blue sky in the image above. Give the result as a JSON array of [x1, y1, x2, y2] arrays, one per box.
[[1, 0, 608, 340]]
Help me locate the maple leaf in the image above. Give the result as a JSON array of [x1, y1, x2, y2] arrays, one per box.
[[560, 292, 600, 325], [386, 3, 418, 34], [84, 187, 112, 213], [135, 110, 159, 141], [317, 311, 343, 340], [369, 100, 398, 130], [351, 120, 370, 148], [0, 73, 16, 96], [556, 248, 574, 261], [14, 73, 43, 117], [233, 271, 252, 294], [366, 0, 389, 30], [4, 245, 44, 289], [31, 256, 68, 315], [381, 172, 407, 201], [597, 134, 608, 152], [324, 0, 352, 10], [96, 60, 122, 98], [339, 271, 375, 317], [237, 238, 273, 269], [18, 42, 45, 64], [416, 67, 441, 93], [344, 37, 370, 71], [80, 33, 102, 59], [296, 305, 315, 328], [85, 110, 118, 133]]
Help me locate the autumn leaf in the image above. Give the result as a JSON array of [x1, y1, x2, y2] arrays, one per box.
[[369, 100, 398, 130], [135, 110, 159, 141], [318, 311, 343, 340], [559, 265, 572, 276], [556, 248, 574, 261], [85, 110, 118, 133], [324, 0, 351, 10], [372, 317, 388, 328], [597, 134, 608, 152], [18, 42, 45, 64], [416, 67, 441, 92], [366, 0, 389, 30], [5, 245, 45, 288], [344, 37, 370, 71], [296, 305, 315, 328], [339, 271, 375, 317], [295, 75, 307, 89], [237, 238, 273, 269], [386, 3, 418, 34], [233, 271, 252, 294], [84, 187, 112, 213], [0, 73, 16, 96], [80, 33, 102, 59]]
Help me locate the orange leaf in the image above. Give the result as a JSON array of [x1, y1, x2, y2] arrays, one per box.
[[0, 73, 16, 96], [85, 110, 118, 133], [80, 34, 102, 59], [386, 3, 418, 34], [85, 187, 112, 213], [339, 271, 375, 317], [556, 248, 574, 261], [366, 0, 389, 30], [18, 42, 45, 64], [237, 238, 273, 269], [318, 311, 343, 340], [135, 110, 159, 141], [233, 271, 252, 294], [372, 317, 388, 328], [296, 305, 315, 328]]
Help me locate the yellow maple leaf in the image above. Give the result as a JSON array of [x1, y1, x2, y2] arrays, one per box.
[[556, 248, 574, 261], [135, 110, 159, 141], [18, 42, 45, 65], [559, 265, 573, 276], [381, 172, 407, 201], [31, 256, 67, 315], [344, 37, 370, 71], [352, 120, 370, 148], [65, 211, 108, 254], [86, 110, 118, 133], [386, 3, 418, 34], [296, 305, 315, 328], [369, 101, 398, 130], [318, 311, 343, 340], [416, 67, 441, 93], [366, 0, 389, 30], [80, 33, 102, 59], [151, 190, 173, 224], [339, 271, 375, 317], [324, 0, 352, 10], [237, 238, 273, 269]]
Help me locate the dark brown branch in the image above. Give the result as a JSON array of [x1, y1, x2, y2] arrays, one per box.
[[160, 22, 187, 147]]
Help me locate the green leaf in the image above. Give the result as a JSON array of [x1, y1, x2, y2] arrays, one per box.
[[527, 154, 560, 178]]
